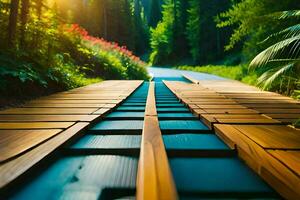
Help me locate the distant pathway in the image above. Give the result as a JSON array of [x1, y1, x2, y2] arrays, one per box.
[[148, 66, 225, 80]]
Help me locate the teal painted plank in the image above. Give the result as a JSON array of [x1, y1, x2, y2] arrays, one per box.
[[90, 120, 143, 131], [12, 156, 138, 199], [170, 158, 276, 197], [158, 113, 196, 120], [157, 107, 189, 112], [159, 120, 209, 132], [106, 112, 145, 119], [71, 135, 141, 149], [156, 100, 179, 103], [122, 103, 146, 106], [157, 104, 185, 108], [163, 134, 229, 150], [124, 100, 147, 103], [116, 106, 145, 111]]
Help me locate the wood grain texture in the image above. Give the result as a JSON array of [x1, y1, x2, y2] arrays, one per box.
[[0, 115, 99, 122], [0, 122, 74, 129], [137, 82, 178, 200], [233, 125, 300, 149], [0, 108, 98, 115], [0, 80, 144, 189], [268, 150, 300, 177], [214, 124, 300, 199], [167, 78, 300, 125], [0, 129, 62, 163], [0, 123, 89, 188], [164, 80, 300, 198]]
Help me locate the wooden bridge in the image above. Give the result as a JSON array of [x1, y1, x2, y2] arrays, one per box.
[[0, 76, 300, 199]]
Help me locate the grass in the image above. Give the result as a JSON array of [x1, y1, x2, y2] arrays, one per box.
[[176, 65, 258, 86]]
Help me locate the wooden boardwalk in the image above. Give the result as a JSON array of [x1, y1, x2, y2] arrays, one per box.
[[0, 80, 143, 188], [1, 77, 300, 199], [166, 77, 300, 199]]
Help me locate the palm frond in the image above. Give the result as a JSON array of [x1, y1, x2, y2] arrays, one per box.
[[257, 63, 295, 89], [279, 10, 300, 19], [250, 36, 300, 68], [262, 24, 300, 43]]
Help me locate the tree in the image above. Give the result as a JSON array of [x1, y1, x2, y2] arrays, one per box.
[[149, 0, 162, 27], [150, 0, 175, 64], [133, 0, 149, 54], [20, 0, 30, 48], [8, 0, 19, 47], [186, 0, 201, 62], [217, 0, 300, 60]]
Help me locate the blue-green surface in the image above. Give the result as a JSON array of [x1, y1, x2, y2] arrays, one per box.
[[157, 107, 189, 112], [122, 103, 146, 106], [116, 106, 145, 111], [12, 156, 138, 200], [170, 157, 273, 194], [72, 135, 141, 149], [90, 120, 143, 131], [163, 134, 229, 150], [158, 113, 196, 119], [156, 104, 185, 108], [159, 120, 209, 131], [152, 76, 191, 82], [106, 112, 145, 118], [156, 100, 180, 103]]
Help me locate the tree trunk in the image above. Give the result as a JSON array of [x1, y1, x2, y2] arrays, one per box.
[[36, 0, 42, 19], [103, 1, 108, 39], [20, 0, 30, 48], [8, 0, 20, 47]]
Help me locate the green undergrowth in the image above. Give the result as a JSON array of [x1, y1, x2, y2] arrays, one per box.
[[177, 65, 258, 86]]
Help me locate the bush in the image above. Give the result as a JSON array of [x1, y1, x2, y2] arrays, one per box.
[[176, 65, 258, 86], [63, 24, 149, 80]]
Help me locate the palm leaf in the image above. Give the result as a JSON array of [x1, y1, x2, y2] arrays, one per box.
[[250, 36, 300, 68], [262, 24, 300, 43], [279, 10, 300, 19], [257, 63, 295, 89]]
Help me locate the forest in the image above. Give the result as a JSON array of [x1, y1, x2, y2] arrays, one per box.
[[0, 0, 299, 106]]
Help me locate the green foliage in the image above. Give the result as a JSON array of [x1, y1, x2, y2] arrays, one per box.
[[0, 0, 148, 101], [186, 0, 201, 62], [217, 0, 300, 59], [150, 0, 231, 65], [54, 0, 150, 55], [149, 0, 174, 65], [249, 10, 300, 95], [177, 65, 258, 85], [149, 0, 162, 27]]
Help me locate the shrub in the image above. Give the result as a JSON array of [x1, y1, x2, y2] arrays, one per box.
[[63, 24, 149, 80]]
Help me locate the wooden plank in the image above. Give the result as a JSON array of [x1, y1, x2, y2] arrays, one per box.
[[0, 122, 89, 188], [28, 99, 122, 104], [266, 114, 300, 119], [197, 105, 247, 109], [22, 103, 110, 108], [137, 82, 178, 200], [0, 129, 62, 163], [92, 108, 111, 115], [257, 109, 300, 114], [0, 108, 98, 115], [216, 118, 281, 124], [268, 150, 300, 177], [0, 122, 74, 129], [206, 114, 271, 119], [214, 124, 300, 199], [0, 80, 144, 189], [0, 115, 99, 122], [232, 125, 300, 149], [242, 103, 300, 109], [202, 108, 259, 114], [144, 82, 157, 116]]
